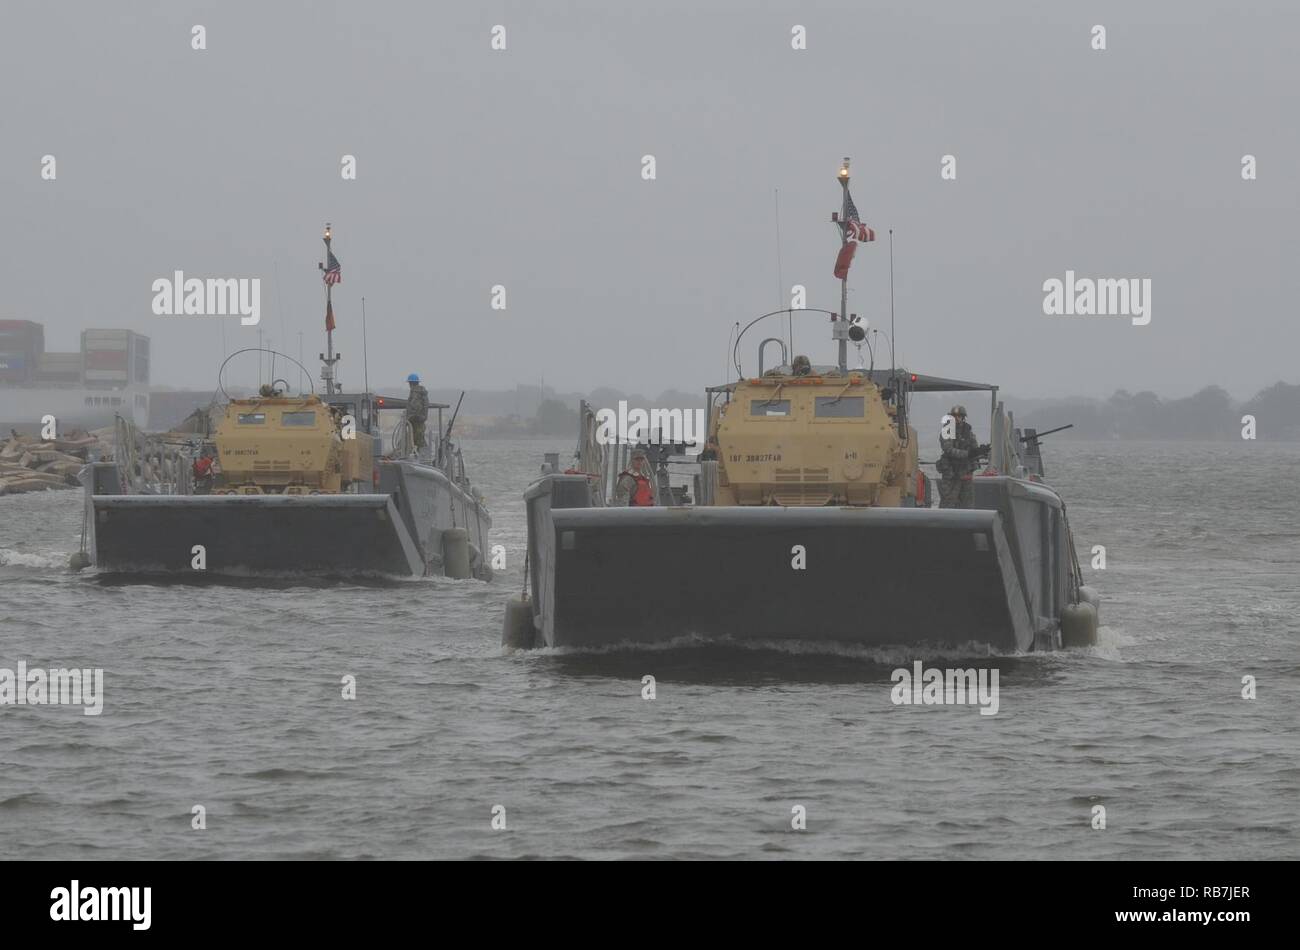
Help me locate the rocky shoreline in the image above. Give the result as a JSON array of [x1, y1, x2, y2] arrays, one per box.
[[0, 429, 112, 495]]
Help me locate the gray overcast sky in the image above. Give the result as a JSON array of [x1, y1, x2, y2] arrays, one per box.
[[3, 0, 1298, 400]]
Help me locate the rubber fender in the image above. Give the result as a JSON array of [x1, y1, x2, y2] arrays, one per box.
[[442, 527, 472, 579], [1061, 601, 1099, 648], [502, 596, 536, 650]]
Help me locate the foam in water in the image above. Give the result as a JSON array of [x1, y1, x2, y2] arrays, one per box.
[[525, 631, 1028, 663], [0, 549, 68, 570]]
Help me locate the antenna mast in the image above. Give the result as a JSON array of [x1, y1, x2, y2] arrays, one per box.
[[889, 228, 908, 442], [361, 298, 371, 400], [318, 223, 341, 395], [889, 229, 896, 379], [775, 188, 789, 356], [835, 158, 851, 373]]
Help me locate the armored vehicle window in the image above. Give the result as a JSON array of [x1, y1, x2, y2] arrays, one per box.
[[814, 396, 865, 417], [281, 412, 316, 426], [237, 413, 266, 424], [750, 399, 791, 416]]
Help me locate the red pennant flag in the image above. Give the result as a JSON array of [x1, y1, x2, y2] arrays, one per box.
[[833, 242, 857, 280], [325, 299, 336, 332]]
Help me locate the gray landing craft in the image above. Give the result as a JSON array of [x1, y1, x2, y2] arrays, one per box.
[[505, 164, 1099, 652], [78, 225, 492, 579]]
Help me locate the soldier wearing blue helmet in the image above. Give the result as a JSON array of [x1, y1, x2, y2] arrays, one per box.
[[406, 373, 429, 451]]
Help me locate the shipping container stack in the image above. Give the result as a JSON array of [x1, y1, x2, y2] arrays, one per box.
[[0, 320, 45, 384], [35, 351, 84, 384], [0, 322, 149, 389]]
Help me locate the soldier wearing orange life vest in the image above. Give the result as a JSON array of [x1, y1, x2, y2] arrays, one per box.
[[192, 448, 215, 495], [616, 449, 656, 506]]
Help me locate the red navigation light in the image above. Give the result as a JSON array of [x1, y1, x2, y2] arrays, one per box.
[[377, 397, 385, 406], [910, 374, 917, 382]]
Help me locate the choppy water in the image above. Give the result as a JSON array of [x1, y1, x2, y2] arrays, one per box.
[[1, 439, 1297, 859]]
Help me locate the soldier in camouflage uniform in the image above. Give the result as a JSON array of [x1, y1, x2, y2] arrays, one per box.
[[406, 373, 430, 452], [936, 405, 989, 509], [615, 448, 656, 506]]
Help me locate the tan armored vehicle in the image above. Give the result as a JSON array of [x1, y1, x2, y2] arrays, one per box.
[[711, 364, 920, 508], [211, 385, 376, 495]]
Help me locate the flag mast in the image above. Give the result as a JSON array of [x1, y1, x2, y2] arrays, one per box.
[[318, 222, 341, 395], [835, 157, 851, 373]]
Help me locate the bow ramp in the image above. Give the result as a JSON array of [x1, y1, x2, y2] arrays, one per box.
[[90, 493, 424, 577], [517, 474, 1075, 653]]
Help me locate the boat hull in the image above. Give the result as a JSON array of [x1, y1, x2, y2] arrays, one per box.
[[522, 475, 1074, 652], [85, 459, 492, 579]]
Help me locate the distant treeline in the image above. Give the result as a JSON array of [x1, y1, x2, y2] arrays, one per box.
[[1001, 383, 1300, 441], [476, 382, 1300, 441]]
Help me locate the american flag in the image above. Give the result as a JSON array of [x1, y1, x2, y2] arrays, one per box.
[[325, 298, 336, 332], [842, 188, 876, 243], [322, 248, 342, 285], [833, 186, 875, 279]]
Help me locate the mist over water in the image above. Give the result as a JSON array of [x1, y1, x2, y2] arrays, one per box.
[[1, 439, 1297, 859]]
